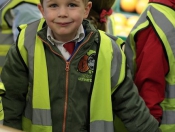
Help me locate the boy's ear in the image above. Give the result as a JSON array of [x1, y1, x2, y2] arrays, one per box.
[[84, 2, 92, 19], [37, 4, 45, 17]]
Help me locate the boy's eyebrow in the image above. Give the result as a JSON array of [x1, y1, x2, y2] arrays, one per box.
[[71, 0, 81, 3], [45, 0, 81, 3], [46, 0, 53, 2]]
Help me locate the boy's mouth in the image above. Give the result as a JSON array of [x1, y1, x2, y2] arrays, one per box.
[[54, 21, 73, 26]]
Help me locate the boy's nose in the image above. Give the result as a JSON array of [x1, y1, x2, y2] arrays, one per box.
[[58, 7, 68, 17]]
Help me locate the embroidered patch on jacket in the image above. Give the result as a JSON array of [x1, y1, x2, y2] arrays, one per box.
[[78, 50, 96, 82]]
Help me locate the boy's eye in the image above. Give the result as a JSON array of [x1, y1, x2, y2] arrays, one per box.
[[49, 4, 57, 8], [68, 3, 77, 7]]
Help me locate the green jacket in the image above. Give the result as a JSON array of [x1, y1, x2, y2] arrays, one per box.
[[2, 19, 160, 132]]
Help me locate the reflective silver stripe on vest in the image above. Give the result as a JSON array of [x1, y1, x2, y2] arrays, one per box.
[[0, 0, 10, 10], [107, 18, 114, 35], [162, 111, 175, 124], [110, 38, 122, 88], [25, 108, 52, 126], [0, 32, 13, 44], [33, 109, 52, 125], [166, 84, 175, 98], [23, 20, 52, 126], [24, 20, 39, 81], [150, 6, 175, 58], [125, 8, 148, 76], [90, 121, 114, 132]]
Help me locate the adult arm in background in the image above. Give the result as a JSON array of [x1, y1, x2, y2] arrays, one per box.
[[12, 3, 42, 41], [134, 26, 169, 122]]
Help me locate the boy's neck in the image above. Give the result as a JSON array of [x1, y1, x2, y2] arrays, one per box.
[[47, 24, 85, 45]]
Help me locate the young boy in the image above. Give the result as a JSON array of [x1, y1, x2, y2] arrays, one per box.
[[1, 0, 160, 132]]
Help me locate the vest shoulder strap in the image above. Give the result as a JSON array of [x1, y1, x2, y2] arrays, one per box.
[[98, 30, 126, 92], [17, 18, 45, 67]]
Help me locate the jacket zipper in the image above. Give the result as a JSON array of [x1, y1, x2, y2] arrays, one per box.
[[62, 61, 70, 132], [38, 32, 93, 132]]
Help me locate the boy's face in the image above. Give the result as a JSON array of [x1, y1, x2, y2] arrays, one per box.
[[38, 0, 92, 42]]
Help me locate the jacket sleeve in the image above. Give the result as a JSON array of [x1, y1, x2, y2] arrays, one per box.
[[1, 44, 29, 130], [134, 26, 168, 122], [111, 44, 160, 132]]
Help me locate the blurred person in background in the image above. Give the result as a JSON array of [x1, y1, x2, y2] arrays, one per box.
[[124, 0, 175, 131], [87, 0, 114, 31], [0, 0, 42, 74], [87, 0, 126, 48], [0, 0, 41, 126]]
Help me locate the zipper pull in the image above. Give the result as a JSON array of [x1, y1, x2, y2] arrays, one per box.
[[65, 62, 70, 72]]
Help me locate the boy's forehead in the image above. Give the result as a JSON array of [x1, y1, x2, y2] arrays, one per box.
[[45, 0, 82, 2]]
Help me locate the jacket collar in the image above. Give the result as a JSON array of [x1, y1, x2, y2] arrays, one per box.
[[37, 19, 98, 46]]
